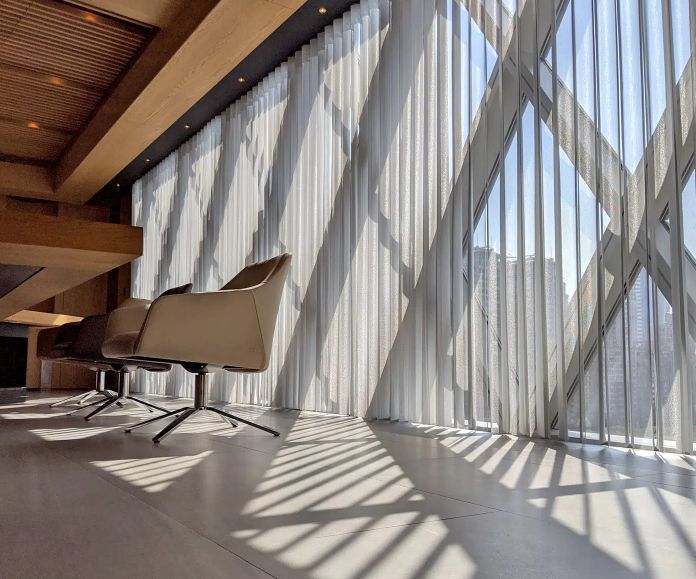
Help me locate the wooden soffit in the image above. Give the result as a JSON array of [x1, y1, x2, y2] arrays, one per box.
[[0, 210, 142, 320]]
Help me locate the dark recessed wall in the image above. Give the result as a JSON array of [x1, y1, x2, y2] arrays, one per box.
[[0, 336, 27, 388]]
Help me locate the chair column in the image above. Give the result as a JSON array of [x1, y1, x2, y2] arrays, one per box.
[[119, 371, 130, 397], [95, 370, 106, 392], [194, 373, 209, 408]]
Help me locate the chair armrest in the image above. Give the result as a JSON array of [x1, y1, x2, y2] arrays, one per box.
[[134, 290, 265, 369], [102, 298, 152, 358]]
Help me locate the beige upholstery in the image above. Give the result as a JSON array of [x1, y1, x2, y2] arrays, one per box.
[[101, 298, 152, 359], [102, 254, 291, 371]]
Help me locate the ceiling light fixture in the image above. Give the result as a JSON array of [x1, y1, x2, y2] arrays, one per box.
[[318, 7, 328, 14], [145, 158, 151, 163], [83, 12, 98, 23], [184, 124, 190, 129], [238, 77, 246, 83], [27, 121, 39, 129], [49, 76, 62, 86]]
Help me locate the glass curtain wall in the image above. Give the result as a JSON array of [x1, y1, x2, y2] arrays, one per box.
[[132, 0, 696, 452]]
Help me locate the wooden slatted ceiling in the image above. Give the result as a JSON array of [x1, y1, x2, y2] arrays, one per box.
[[0, 0, 151, 163]]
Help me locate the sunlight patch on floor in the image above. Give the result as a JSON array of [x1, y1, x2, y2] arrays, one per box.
[[1, 412, 67, 420], [29, 425, 120, 440], [91, 451, 213, 493]]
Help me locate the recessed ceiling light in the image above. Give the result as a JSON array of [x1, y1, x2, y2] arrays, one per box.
[[238, 77, 246, 83], [145, 158, 151, 163], [184, 124, 190, 129], [27, 121, 39, 129], [49, 76, 62, 86], [116, 183, 120, 188], [83, 12, 98, 23], [318, 7, 328, 14]]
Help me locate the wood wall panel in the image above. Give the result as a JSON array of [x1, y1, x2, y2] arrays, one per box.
[[25, 328, 42, 389]]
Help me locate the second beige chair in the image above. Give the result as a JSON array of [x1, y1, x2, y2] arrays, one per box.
[[101, 254, 291, 443]]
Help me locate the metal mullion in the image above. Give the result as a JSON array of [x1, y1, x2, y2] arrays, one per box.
[[467, 0, 476, 430], [516, 0, 529, 437], [498, 0, 511, 434], [614, 0, 634, 447], [637, 0, 661, 451], [591, 0, 607, 444], [532, 0, 549, 438], [509, 0, 523, 437], [610, 15, 630, 447], [482, 0, 491, 432], [551, 0, 567, 441], [451, 0, 462, 428], [570, 0, 585, 441], [485, 183, 491, 432], [662, 0, 693, 453]]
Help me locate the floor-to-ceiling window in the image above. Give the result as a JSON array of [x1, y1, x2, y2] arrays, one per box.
[[133, 0, 696, 452]]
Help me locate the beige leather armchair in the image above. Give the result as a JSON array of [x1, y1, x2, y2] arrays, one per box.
[[102, 254, 291, 443]]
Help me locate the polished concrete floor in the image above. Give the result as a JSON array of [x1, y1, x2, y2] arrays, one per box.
[[0, 389, 694, 579]]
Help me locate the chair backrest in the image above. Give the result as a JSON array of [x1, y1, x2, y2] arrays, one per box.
[[36, 326, 63, 359], [221, 255, 286, 290], [69, 315, 108, 360], [38, 322, 80, 360], [223, 254, 292, 371]]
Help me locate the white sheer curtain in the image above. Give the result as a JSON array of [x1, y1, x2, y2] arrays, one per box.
[[133, 0, 696, 451], [133, 0, 468, 424]]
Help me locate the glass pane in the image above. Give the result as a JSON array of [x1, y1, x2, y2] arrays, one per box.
[[670, 0, 693, 147], [606, 306, 627, 443], [488, 177, 501, 429], [541, 117, 557, 432], [597, 0, 625, 444], [682, 173, 696, 451], [522, 103, 536, 434], [474, 204, 488, 426], [656, 287, 678, 449], [628, 269, 655, 447]]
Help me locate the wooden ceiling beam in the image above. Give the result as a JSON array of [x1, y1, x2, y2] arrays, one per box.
[[54, 0, 304, 204], [0, 210, 142, 321], [0, 211, 142, 270], [0, 161, 58, 202]]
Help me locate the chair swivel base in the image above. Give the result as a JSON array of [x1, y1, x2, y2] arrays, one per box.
[[51, 369, 116, 407], [68, 395, 169, 421], [66, 372, 169, 421], [51, 388, 116, 408], [124, 371, 280, 443], [125, 404, 279, 443]]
